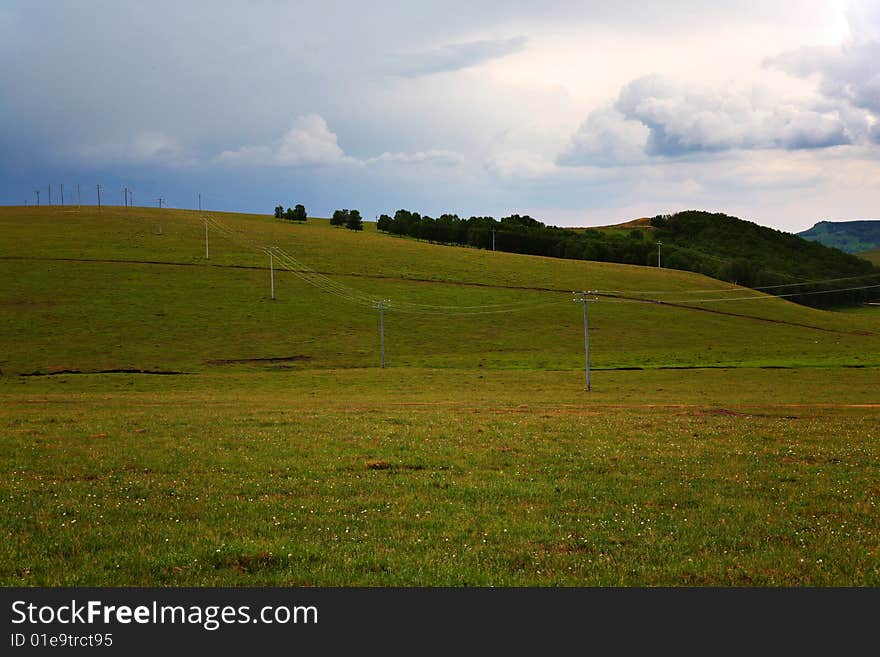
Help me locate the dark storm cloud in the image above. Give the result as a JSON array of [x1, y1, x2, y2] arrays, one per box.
[[2, 0, 879, 230]]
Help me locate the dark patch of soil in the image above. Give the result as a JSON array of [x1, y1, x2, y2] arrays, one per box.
[[21, 368, 185, 377], [206, 355, 311, 365]]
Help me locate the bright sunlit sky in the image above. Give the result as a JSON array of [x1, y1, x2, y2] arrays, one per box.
[[2, 1, 879, 231]]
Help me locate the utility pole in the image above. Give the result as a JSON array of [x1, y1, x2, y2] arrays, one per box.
[[34, 190, 40, 206], [124, 187, 128, 208], [204, 217, 209, 259], [129, 190, 134, 207], [491, 229, 496, 252], [269, 250, 275, 300], [48, 185, 52, 205], [198, 193, 201, 212], [573, 291, 596, 391], [77, 184, 81, 208], [157, 197, 164, 235], [374, 300, 390, 368], [96, 184, 102, 209], [60, 184, 64, 206], [657, 240, 662, 268]]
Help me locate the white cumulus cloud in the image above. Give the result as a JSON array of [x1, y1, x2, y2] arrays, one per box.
[[616, 74, 854, 155], [557, 106, 649, 166], [219, 115, 463, 169], [365, 150, 464, 166], [217, 114, 350, 166], [559, 73, 866, 166], [766, 3, 880, 143]]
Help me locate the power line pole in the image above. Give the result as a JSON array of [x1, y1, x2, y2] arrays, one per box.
[[48, 185, 52, 206], [374, 300, 390, 368], [60, 184, 64, 206], [34, 190, 40, 206], [124, 187, 128, 208], [198, 193, 201, 212], [157, 197, 164, 235], [573, 291, 596, 391], [657, 240, 662, 268], [269, 250, 275, 300], [204, 217, 209, 259], [96, 184, 101, 209], [77, 184, 81, 209], [491, 228, 496, 252]]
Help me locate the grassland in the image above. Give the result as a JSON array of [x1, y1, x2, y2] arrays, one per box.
[[2, 206, 878, 373], [860, 248, 880, 266], [1, 206, 878, 585]]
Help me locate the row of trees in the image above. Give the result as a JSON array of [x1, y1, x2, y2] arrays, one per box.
[[376, 210, 659, 264], [274, 204, 307, 222], [331, 209, 363, 231]]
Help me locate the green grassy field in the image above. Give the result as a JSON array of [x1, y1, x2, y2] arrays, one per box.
[[2, 206, 878, 374], [860, 248, 880, 266], [1, 206, 878, 585]]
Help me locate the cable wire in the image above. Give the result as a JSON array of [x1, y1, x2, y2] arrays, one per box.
[[203, 215, 570, 314]]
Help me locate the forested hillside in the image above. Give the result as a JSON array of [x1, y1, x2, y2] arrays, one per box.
[[376, 209, 880, 307]]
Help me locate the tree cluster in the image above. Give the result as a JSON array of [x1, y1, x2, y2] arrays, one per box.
[[377, 210, 658, 263], [331, 208, 363, 231], [275, 204, 307, 222]]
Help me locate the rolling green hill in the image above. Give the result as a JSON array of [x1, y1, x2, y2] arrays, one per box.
[[1, 205, 878, 375], [644, 212, 879, 305], [377, 209, 880, 306], [799, 219, 880, 253]]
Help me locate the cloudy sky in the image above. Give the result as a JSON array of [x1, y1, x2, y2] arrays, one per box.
[[2, 1, 879, 231]]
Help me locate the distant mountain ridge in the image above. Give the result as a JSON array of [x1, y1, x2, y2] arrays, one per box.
[[798, 220, 880, 253]]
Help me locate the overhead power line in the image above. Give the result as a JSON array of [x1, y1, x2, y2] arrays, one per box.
[[597, 272, 880, 296], [203, 216, 567, 315]]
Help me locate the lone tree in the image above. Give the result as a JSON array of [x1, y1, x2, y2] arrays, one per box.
[[293, 204, 307, 222], [331, 209, 348, 226], [274, 205, 284, 219], [346, 209, 363, 231]]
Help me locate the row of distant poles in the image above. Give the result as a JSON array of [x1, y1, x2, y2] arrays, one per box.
[[28, 184, 117, 208], [28, 184, 208, 240], [27, 184, 171, 217], [28, 184, 87, 208], [40, 186, 274, 301]]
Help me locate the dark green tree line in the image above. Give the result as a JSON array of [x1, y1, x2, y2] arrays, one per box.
[[375, 209, 879, 307]]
